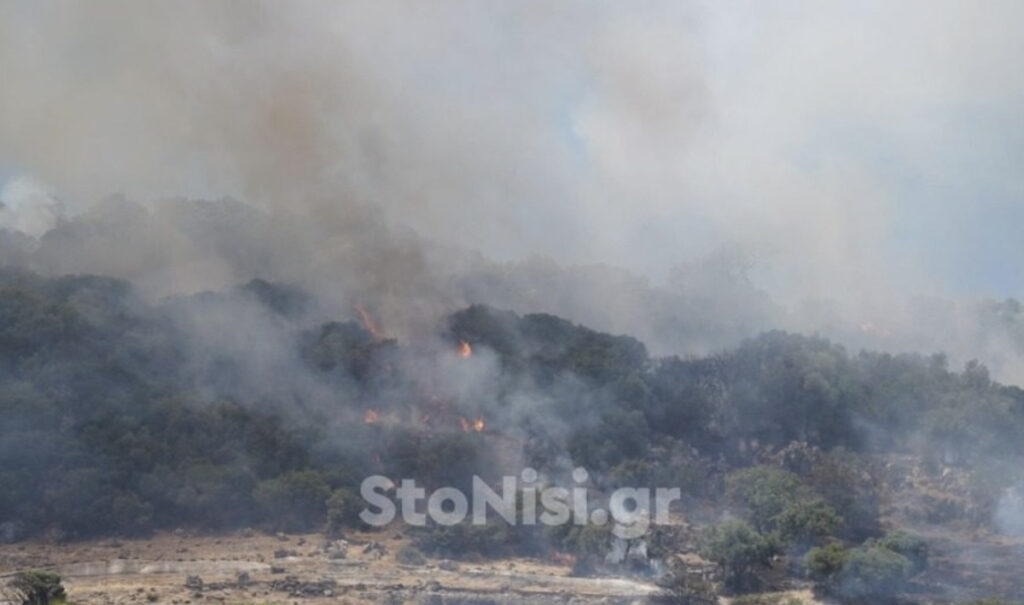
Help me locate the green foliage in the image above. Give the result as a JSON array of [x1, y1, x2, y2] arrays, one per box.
[[726, 466, 843, 546], [878, 531, 929, 573], [804, 542, 848, 581], [6, 570, 66, 605], [774, 497, 842, 546], [701, 520, 775, 592], [833, 545, 914, 602], [324, 487, 363, 536], [807, 537, 921, 603], [802, 451, 881, 541], [253, 470, 331, 532], [413, 521, 518, 559], [726, 466, 805, 532], [1, 271, 1023, 552]]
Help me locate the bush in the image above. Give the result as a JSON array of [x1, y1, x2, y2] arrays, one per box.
[[804, 542, 848, 581], [4, 570, 66, 605], [775, 497, 842, 546], [324, 487, 364, 536], [253, 470, 331, 532], [878, 531, 929, 573], [726, 466, 842, 548], [413, 521, 514, 559], [701, 520, 775, 592], [726, 467, 804, 532], [833, 545, 913, 602], [395, 545, 427, 566], [651, 569, 718, 604]]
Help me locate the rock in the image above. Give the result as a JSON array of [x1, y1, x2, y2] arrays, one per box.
[[438, 559, 459, 572], [184, 575, 203, 591]]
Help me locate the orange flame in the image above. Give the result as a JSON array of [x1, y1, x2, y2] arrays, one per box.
[[458, 341, 472, 359], [355, 305, 383, 341], [364, 409, 380, 424], [459, 416, 485, 433]]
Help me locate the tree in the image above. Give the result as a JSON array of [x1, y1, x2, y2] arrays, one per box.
[[805, 542, 848, 582], [775, 497, 842, 546], [701, 520, 774, 592], [725, 466, 804, 533]]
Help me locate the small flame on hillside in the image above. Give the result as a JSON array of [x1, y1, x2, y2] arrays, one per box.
[[355, 305, 384, 341], [364, 409, 380, 424], [460, 416, 485, 433], [458, 341, 472, 358]]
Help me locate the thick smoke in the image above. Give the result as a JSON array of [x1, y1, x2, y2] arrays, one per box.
[[2, 1, 1024, 380]]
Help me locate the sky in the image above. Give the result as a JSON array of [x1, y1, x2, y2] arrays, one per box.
[[1, 0, 1022, 304]]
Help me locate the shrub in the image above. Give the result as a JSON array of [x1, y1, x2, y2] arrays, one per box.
[[395, 545, 427, 566], [804, 542, 848, 581], [878, 531, 929, 573], [701, 520, 775, 592], [4, 570, 67, 605], [651, 570, 718, 604], [833, 545, 913, 602], [775, 497, 842, 546]]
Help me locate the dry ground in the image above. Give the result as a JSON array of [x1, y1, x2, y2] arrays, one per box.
[[0, 529, 659, 604]]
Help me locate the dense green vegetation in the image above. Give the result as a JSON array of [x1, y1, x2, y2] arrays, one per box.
[[3, 270, 1024, 600]]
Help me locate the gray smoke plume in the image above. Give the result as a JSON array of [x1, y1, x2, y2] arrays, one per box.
[[1, 1, 1023, 380]]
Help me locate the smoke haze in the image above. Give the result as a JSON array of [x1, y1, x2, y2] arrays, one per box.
[[2, 1, 1024, 378]]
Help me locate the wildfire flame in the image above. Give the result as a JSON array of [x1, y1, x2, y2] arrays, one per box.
[[459, 416, 485, 433], [364, 409, 380, 424], [355, 304, 384, 341], [458, 341, 472, 359]]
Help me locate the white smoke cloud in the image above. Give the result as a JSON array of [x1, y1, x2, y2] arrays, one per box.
[[0, 177, 64, 237], [1, 1, 1023, 379]]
